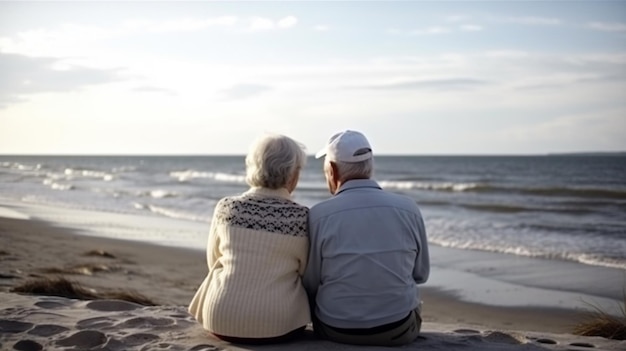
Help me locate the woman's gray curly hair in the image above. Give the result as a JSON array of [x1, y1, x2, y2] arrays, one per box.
[[245, 134, 307, 189]]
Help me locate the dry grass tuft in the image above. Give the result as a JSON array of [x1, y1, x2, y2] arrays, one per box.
[[11, 276, 98, 300], [39, 263, 120, 276], [83, 249, 116, 259], [10, 277, 157, 306], [573, 295, 626, 340], [104, 291, 157, 306]]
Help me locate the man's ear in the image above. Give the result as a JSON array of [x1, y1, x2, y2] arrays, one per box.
[[329, 161, 339, 182]]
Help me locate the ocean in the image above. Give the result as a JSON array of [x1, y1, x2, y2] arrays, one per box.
[[1, 155, 625, 271]]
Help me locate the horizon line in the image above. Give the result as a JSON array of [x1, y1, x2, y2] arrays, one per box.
[[1, 151, 625, 157]]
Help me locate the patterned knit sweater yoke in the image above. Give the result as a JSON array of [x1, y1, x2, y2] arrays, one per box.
[[189, 187, 311, 338]]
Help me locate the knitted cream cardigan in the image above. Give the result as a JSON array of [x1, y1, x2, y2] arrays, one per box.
[[189, 187, 310, 338]]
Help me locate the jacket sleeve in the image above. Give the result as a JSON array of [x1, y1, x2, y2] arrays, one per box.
[[302, 215, 321, 306], [413, 210, 430, 284]]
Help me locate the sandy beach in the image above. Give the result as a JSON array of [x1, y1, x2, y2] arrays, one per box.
[[1, 213, 624, 350]]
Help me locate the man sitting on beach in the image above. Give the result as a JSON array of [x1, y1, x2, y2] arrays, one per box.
[[303, 130, 430, 346]]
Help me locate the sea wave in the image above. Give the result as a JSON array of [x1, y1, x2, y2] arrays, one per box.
[[170, 170, 245, 183], [43, 179, 75, 191], [379, 181, 481, 192], [430, 238, 626, 270], [142, 204, 206, 222], [63, 168, 114, 181], [459, 203, 596, 215], [0, 162, 43, 171], [379, 179, 626, 200], [135, 189, 179, 199]]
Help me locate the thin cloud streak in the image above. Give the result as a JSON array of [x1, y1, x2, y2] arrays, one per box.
[[249, 15, 298, 31], [501, 16, 562, 26], [132, 86, 178, 96], [459, 24, 483, 32], [0, 52, 122, 107], [587, 21, 626, 32], [0, 15, 297, 58], [355, 78, 491, 91], [217, 84, 272, 100]]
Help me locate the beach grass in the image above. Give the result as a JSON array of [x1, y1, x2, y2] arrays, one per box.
[[39, 262, 121, 275], [83, 249, 117, 259], [10, 276, 157, 306], [573, 294, 626, 340]]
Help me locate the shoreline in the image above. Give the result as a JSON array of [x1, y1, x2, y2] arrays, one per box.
[[2, 199, 623, 311]]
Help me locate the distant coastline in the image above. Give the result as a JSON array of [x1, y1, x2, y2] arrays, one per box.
[[546, 151, 626, 157]]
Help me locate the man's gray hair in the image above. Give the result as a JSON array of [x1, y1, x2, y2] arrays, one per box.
[[245, 134, 307, 189], [333, 158, 374, 182]]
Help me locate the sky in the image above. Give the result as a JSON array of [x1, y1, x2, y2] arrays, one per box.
[[0, 1, 625, 155]]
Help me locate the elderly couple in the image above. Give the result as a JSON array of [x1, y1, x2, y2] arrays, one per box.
[[188, 130, 430, 346]]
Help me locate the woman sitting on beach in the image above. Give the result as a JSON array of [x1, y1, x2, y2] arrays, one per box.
[[188, 134, 310, 344]]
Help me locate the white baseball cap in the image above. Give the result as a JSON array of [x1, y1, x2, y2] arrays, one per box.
[[315, 130, 373, 163]]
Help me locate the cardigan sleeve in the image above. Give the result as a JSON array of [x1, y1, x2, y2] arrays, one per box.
[[206, 200, 223, 269]]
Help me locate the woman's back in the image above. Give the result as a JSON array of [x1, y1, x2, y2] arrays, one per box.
[[189, 189, 310, 337]]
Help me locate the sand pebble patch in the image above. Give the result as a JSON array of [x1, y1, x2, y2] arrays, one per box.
[[536, 338, 558, 345], [55, 330, 108, 348], [117, 316, 175, 329], [121, 332, 160, 346], [483, 331, 526, 344], [2, 292, 625, 351], [0, 319, 33, 333], [27, 324, 69, 336], [34, 301, 69, 309], [189, 344, 221, 351], [86, 299, 142, 311], [76, 316, 116, 329], [453, 328, 481, 334], [12, 340, 43, 351], [569, 342, 595, 348]]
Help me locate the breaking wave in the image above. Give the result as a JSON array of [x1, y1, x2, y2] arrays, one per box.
[[379, 179, 626, 200], [170, 170, 245, 183], [430, 238, 626, 270]]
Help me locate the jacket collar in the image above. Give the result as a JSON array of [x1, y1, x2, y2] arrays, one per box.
[[335, 179, 381, 195]]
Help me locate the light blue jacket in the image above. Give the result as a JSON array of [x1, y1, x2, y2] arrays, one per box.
[[303, 179, 430, 329]]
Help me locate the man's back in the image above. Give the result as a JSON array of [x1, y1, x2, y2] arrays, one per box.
[[303, 178, 430, 329]]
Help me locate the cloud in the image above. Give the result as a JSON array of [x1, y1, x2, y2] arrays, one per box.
[[502, 16, 562, 26], [0, 52, 122, 108], [132, 86, 178, 96], [484, 50, 530, 59], [410, 26, 452, 35], [313, 25, 330, 32], [357, 78, 491, 91], [250, 17, 275, 31], [587, 21, 626, 32], [390, 24, 480, 36], [278, 16, 298, 29], [249, 16, 298, 31], [141, 16, 239, 33], [217, 84, 272, 100], [459, 24, 483, 32], [445, 14, 471, 23], [0, 15, 294, 58], [498, 109, 626, 152], [0, 16, 240, 50]]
